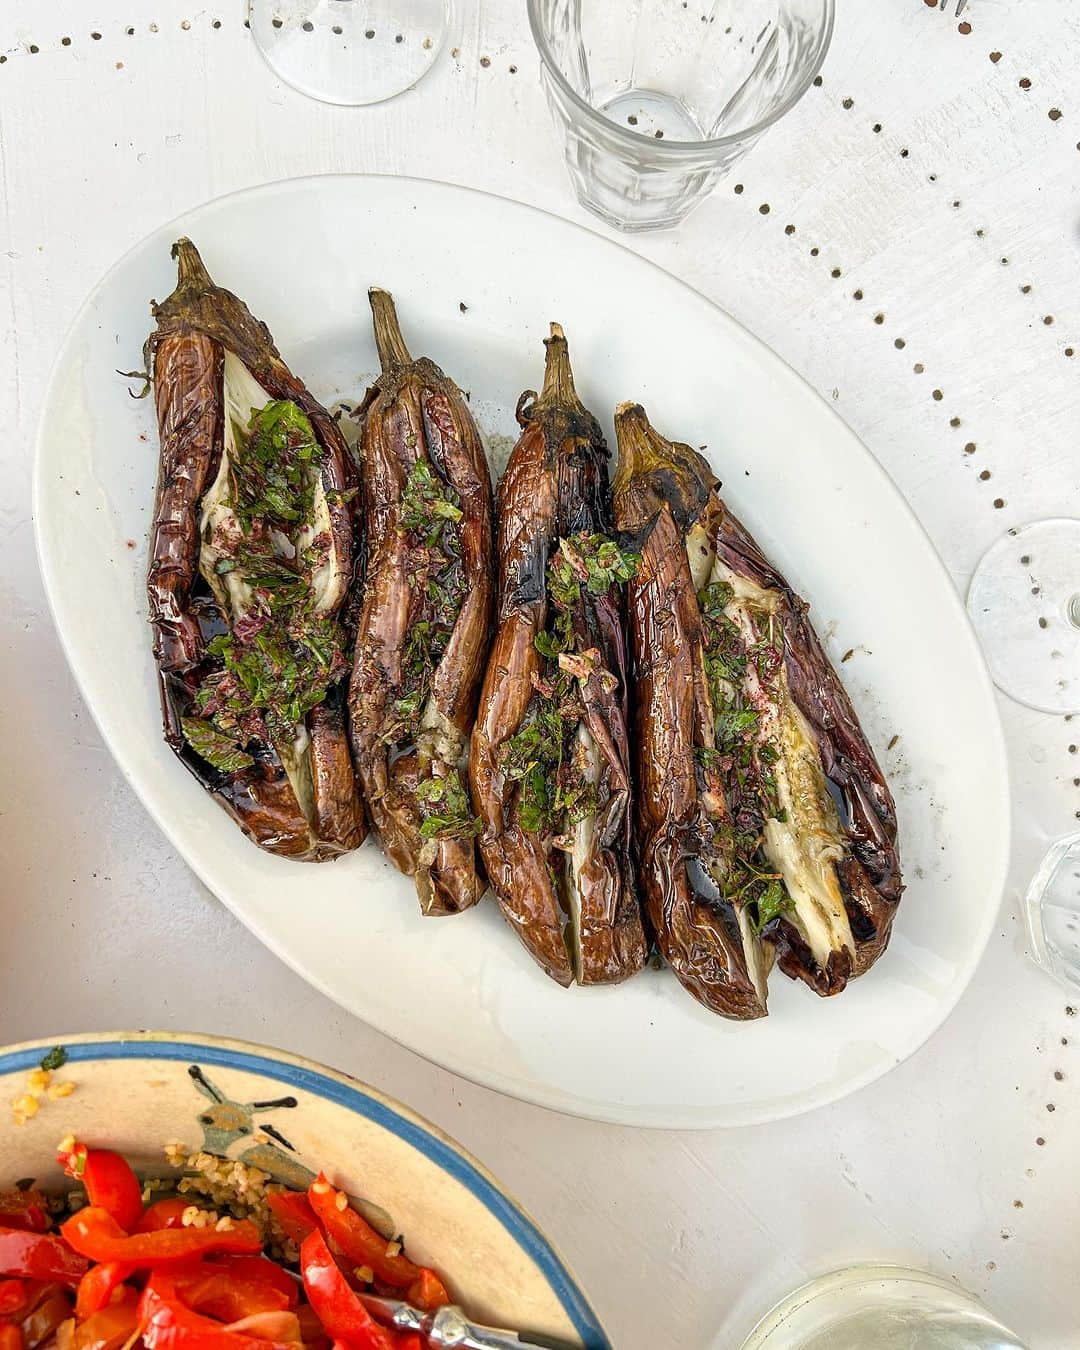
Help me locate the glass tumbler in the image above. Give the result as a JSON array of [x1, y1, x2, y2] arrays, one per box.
[[739, 1265, 1027, 1350], [528, 0, 834, 232]]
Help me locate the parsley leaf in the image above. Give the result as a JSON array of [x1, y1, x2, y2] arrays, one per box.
[[751, 879, 793, 932], [181, 717, 255, 774], [417, 771, 481, 841], [231, 400, 323, 529]]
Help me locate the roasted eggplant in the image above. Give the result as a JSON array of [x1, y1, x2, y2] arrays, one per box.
[[471, 327, 647, 985], [145, 239, 365, 860], [612, 403, 902, 1017], [348, 290, 494, 915]]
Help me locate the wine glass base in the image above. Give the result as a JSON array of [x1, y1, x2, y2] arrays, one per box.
[[249, 0, 453, 107], [966, 518, 1080, 714]]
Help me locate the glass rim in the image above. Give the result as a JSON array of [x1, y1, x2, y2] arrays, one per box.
[[526, 0, 835, 158]]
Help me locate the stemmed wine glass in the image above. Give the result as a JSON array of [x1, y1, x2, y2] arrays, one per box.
[[248, 0, 454, 106], [967, 518, 1080, 716], [966, 518, 1080, 992]]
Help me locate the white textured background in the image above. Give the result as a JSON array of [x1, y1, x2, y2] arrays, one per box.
[[2, 1, 1079, 1345]]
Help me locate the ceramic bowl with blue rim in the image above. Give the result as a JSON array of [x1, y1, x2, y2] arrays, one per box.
[[0, 1031, 609, 1348]]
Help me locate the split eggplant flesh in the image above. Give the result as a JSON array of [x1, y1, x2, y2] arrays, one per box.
[[145, 239, 365, 861], [612, 403, 902, 1018], [348, 290, 494, 916], [471, 326, 647, 985]]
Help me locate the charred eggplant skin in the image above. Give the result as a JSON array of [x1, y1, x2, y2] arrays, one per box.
[[614, 403, 901, 1012], [614, 409, 766, 1019], [471, 328, 647, 986], [348, 290, 494, 916], [146, 239, 365, 861]]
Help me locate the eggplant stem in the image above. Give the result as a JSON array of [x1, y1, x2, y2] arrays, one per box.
[[117, 367, 151, 398], [170, 237, 214, 291], [538, 321, 584, 413], [612, 401, 713, 508], [368, 288, 413, 370], [612, 402, 672, 497]]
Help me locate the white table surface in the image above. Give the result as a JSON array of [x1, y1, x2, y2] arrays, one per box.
[[2, 1, 1079, 1345]]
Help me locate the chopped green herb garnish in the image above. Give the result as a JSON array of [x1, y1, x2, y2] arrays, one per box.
[[548, 534, 639, 607], [417, 771, 481, 841], [201, 615, 346, 747], [714, 708, 760, 747], [195, 396, 349, 753], [377, 460, 469, 753], [696, 567, 795, 925], [533, 606, 574, 661], [698, 580, 735, 620], [504, 532, 635, 837], [39, 1046, 67, 1073], [231, 400, 323, 529], [181, 717, 256, 774], [399, 460, 464, 537], [751, 878, 794, 932]]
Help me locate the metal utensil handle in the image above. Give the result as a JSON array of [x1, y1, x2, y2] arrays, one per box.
[[429, 1305, 521, 1348], [430, 1306, 582, 1350]]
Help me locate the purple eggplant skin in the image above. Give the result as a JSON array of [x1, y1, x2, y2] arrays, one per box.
[[471, 327, 647, 986], [613, 406, 767, 1019], [348, 289, 494, 916], [146, 238, 366, 861], [613, 402, 901, 1013]]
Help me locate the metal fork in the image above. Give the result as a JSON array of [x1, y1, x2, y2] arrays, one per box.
[[359, 1294, 584, 1350], [933, 0, 969, 15]]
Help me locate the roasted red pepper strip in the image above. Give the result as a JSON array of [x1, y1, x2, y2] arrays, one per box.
[[205, 1255, 299, 1309], [296, 1302, 334, 1348], [0, 1193, 49, 1236], [138, 1273, 295, 1349], [75, 1261, 135, 1321], [61, 1208, 261, 1266], [0, 1325, 22, 1350], [18, 1284, 71, 1348], [58, 1145, 144, 1236], [172, 1259, 291, 1322], [136, 1199, 189, 1233], [0, 1228, 88, 1286], [307, 1178, 448, 1310], [0, 1279, 30, 1316], [71, 1289, 140, 1350], [265, 1191, 317, 1246], [300, 1230, 395, 1350], [403, 1268, 449, 1313]]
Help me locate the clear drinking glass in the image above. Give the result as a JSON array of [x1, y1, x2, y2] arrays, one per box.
[[966, 518, 1080, 715], [248, 0, 454, 106], [527, 0, 834, 232], [1025, 832, 1080, 990], [739, 1266, 1028, 1350]]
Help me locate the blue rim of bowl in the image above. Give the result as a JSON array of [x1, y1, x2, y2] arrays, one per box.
[[526, 0, 835, 156], [0, 1035, 610, 1350]]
